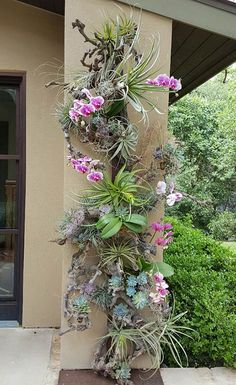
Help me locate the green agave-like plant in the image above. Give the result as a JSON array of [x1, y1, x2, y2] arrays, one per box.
[[79, 164, 151, 209]]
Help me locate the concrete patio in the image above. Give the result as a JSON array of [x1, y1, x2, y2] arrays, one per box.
[[0, 327, 235, 385], [0, 328, 60, 385]]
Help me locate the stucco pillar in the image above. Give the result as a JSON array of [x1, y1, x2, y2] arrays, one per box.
[[61, 0, 172, 369]]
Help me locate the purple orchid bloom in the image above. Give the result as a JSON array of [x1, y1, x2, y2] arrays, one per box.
[[78, 103, 95, 117], [163, 223, 173, 230], [155, 74, 171, 87], [69, 108, 80, 122], [75, 163, 90, 174], [90, 96, 104, 110], [146, 78, 159, 85], [81, 88, 104, 110], [81, 88, 92, 98], [77, 156, 92, 163], [87, 171, 103, 182], [155, 237, 169, 246], [73, 99, 84, 109], [169, 76, 182, 91], [153, 272, 164, 283], [151, 222, 165, 232]]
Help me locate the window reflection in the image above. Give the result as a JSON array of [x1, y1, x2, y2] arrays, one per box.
[[0, 161, 16, 229], [0, 234, 15, 298], [0, 86, 16, 155]]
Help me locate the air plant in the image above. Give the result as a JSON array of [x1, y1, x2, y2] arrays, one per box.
[[79, 164, 150, 209], [99, 239, 141, 270]]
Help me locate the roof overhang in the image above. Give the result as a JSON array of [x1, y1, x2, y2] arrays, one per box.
[[16, 0, 236, 102], [118, 0, 236, 40]]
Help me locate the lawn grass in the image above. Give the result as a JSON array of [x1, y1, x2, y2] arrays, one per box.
[[222, 241, 236, 254]]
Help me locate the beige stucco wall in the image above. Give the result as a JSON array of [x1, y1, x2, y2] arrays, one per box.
[[61, 0, 172, 369], [0, 0, 64, 327]]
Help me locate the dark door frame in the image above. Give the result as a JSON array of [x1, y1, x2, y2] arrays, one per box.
[[0, 72, 26, 323]]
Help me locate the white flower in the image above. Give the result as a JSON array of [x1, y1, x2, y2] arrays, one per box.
[[156, 181, 166, 195]]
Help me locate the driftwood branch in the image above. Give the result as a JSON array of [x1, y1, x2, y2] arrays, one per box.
[[72, 19, 98, 46], [182, 192, 211, 206]]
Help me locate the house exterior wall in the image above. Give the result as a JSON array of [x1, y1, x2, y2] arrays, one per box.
[[62, 0, 172, 369], [0, 0, 64, 327]]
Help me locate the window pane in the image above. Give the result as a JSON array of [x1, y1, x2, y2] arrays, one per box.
[[0, 233, 16, 298], [0, 160, 17, 229], [0, 86, 16, 155]]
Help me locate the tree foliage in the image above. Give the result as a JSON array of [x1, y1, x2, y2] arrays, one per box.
[[168, 69, 236, 234]]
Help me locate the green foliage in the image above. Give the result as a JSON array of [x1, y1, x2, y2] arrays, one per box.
[[208, 211, 236, 241], [116, 40, 165, 121], [96, 14, 137, 42], [73, 295, 90, 314], [96, 212, 147, 239], [81, 165, 150, 209], [92, 286, 112, 310], [138, 258, 174, 278], [164, 217, 236, 368], [108, 122, 138, 161], [102, 312, 190, 369], [99, 239, 141, 270], [168, 70, 236, 230]]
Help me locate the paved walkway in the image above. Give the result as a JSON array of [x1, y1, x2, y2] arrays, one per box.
[[0, 328, 60, 385], [161, 367, 236, 385], [0, 328, 235, 385]]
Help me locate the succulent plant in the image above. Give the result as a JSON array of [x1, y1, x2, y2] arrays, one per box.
[[126, 286, 136, 297], [137, 272, 148, 285], [109, 275, 122, 288], [126, 275, 137, 287], [113, 303, 129, 319], [115, 362, 131, 380], [73, 295, 90, 314], [132, 292, 148, 309]]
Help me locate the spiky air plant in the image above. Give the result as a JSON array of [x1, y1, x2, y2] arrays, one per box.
[[99, 238, 141, 271]]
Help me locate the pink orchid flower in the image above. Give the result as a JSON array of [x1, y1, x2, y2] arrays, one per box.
[[149, 292, 163, 304], [158, 288, 169, 297], [146, 74, 182, 92], [87, 171, 103, 182], [77, 156, 92, 163], [75, 164, 90, 174], [156, 181, 166, 195], [163, 223, 173, 230], [155, 237, 169, 246], [69, 108, 80, 122], [155, 74, 171, 87], [78, 103, 95, 117], [169, 76, 182, 91], [153, 272, 164, 283], [81, 88, 104, 110], [73, 99, 84, 109], [151, 222, 165, 232], [146, 78, 159, 85]]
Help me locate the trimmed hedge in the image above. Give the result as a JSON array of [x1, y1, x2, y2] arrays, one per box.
[[164, 217, 236, 368]]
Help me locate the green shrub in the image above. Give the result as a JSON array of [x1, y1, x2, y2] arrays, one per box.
[[208, 211, 236, 241], [164, 217, 236, 368]]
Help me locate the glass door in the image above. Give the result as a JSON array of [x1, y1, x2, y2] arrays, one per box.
[[0, 74, 25, 322]]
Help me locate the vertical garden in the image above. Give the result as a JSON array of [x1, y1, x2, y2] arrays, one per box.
[[52, 14, 188, 385]]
